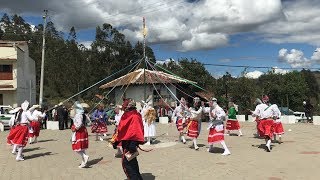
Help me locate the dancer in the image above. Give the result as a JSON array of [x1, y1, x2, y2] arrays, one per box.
[[29, 105, 46, 144], [260, 95, 281, 152], [70, 101, 89, 168], [226, 101, 243, 136], [112, 98, 144, 180], [7, 107, 21, 145], [91, 104, 108, 141], [205, 98, 231, 156], [112, 105, 123, 157], [171, 97, 188, 144], [8, 100, 36, 161], [186, 97, 203, 150], [273, 111, 284, 143], [250, 98, 268, 138], [141, 101, 156, 145]]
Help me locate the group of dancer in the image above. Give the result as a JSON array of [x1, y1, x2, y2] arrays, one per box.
[[172, 97, 234, 155], [251, 95, 284, 152], [172, 95, 284, 154], [4, 94, 284, 179], [6, 101, 46, 161]]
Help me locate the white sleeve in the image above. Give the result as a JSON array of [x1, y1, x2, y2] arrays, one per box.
[[9, 115, 15, 127], [26, 111, 36, 121], [202, 107, 210, 113]]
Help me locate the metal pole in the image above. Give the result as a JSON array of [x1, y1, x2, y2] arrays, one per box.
[[39, 10, 48, 106], [143, 17, 147, 102]]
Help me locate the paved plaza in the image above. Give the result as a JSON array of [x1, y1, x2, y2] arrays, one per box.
[[1, 122, 320, 180]]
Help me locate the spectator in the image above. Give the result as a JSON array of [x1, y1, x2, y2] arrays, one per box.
[[57, 104, 65, 130], [303, 100, 313, 123]]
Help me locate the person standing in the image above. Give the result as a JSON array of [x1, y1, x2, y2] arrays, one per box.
[[143, 106, 156, 145], [112, 98, 144, 180], [70, 101, 89, 168], [57, 104, 65, 130], [91, 104, 108, 141], [303, 100, 313, 123], [226, 101, 243, 136], [63, 106, 69, 129]]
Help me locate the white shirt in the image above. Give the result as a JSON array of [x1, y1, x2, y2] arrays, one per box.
[[252, 103, 268, 118], [189, 106, 203, 121], [260, 104, 281, 119], [114, 113, 122, 126], [73, 113, 83, 129], [172, 105, 187, 119], [212, 105, 226, 121], [32, 110, 46, 121], [21, 110, 35, 124]]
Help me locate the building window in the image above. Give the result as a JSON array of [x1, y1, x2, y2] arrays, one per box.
[[0, 65, 13, 80]]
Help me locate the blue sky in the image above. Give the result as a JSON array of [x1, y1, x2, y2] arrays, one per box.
[[2, 0, 320, 78]]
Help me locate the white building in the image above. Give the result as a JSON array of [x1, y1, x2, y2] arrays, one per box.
[[0, 41, 36, 107]]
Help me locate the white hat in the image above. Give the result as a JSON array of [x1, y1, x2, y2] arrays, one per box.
[[9, 107, 21, 114], [21, 100, 29, 111], [29, 104, 40, 111], [212, 97, 217, 101], [80, 103, 90, 108]]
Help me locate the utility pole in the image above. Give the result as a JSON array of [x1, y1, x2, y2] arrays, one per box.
[[39, 10, 48, 106], [143, 17, 147, 102]]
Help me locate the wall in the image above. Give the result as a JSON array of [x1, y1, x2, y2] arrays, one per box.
[[15, 44, 36, 105]]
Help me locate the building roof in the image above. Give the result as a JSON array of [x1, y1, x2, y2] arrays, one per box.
[[100, 68, 196, 89], [0, 41, 27, 52]]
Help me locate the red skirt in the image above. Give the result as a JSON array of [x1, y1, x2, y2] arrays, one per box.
[[91, 121, 108, 133], [72, 126, 89, 151], [29, 121, 41, 137], [208, 126, 225, 144], [226, 120, 240, 130], [274, 122, 284, 135], [7, 126, 16, 145], [176, 118, 184, 132], [255, 118, 264, 137], [8, 125, 29, 147], [187, 120, 199, 138], [259, 119, 275, 139]]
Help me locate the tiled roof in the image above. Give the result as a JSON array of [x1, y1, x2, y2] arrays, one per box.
[[100, 68, 196, 89]]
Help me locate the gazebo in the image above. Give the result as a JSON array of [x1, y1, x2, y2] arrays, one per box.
[[99, 68, 196, 108]]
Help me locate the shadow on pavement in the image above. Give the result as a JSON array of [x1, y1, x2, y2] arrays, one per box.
[[24, 152, 55, 160]]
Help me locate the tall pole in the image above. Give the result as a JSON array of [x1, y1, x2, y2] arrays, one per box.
[[39, 10, 48, 106], [143, 17, 147, 102]]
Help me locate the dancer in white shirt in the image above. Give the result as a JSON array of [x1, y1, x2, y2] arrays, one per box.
[[171, 97, 188, 144]]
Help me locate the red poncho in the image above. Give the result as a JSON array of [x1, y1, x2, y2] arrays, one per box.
[[116, 109, 144, 144]]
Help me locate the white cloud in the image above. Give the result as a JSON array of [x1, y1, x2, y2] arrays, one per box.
[[311, 48, 320, 61], [79, 41, 92, 49], [257, 0, 320, 46], [156, 58, 177, 65], [0, 0, 284, 51], [181, 33, 228, 51], [272, 67, 288, 74], [245, 70, 264, 79], [278, 48, 311, 68]]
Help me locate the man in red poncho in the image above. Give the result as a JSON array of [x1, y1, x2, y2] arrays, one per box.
[[113, 98, 144, 180]]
